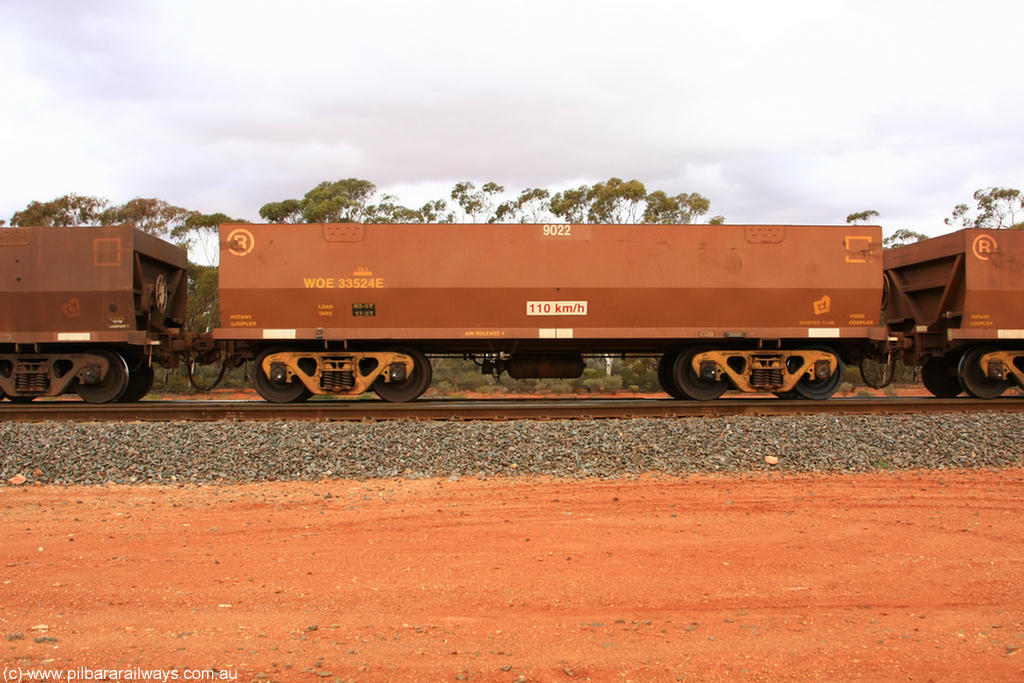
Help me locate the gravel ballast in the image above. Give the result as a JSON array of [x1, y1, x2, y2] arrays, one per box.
[[3, 414, 1023, 485]]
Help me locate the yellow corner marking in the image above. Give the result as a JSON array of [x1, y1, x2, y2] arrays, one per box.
[[844, 235, 873, 263]]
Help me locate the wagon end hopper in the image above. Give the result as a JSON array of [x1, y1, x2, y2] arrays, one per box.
[[884, 228, 1024, 397], [0, 225, 187, 402], [216, 222, 886, 401]]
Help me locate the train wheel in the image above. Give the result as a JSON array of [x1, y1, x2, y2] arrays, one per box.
[[673, 347, 728, 401], [8, 396, 36, 403], [373, 348, 432, 402], [793, 346, 845, 400], [119, 364, 155, 403], [958, 346, 1009, 399], [921, 356, 963, 398], [657, 352, 688, 399], [76, 350, 130, 404], [250, 348, 312, 403]]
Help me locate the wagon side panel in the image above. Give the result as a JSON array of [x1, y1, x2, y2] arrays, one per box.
[[216, 222, 884, 347], [0, 225, 187, 346]]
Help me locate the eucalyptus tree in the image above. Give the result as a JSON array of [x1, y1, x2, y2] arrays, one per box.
[[947, 187, 1024, 229]]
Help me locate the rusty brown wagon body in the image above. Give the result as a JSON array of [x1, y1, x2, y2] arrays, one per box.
[[216, 222, 886, 402], [0, 225, 187, 402], [884, 228, 1024, 398]]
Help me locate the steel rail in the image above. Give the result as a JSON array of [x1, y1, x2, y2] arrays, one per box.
[[1, 396, 1023, 422]]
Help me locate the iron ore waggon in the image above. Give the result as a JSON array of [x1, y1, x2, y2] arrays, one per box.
[[0, 225, 187, 402], [884, 228, 1024, 398], [217, 222, 887, 402]]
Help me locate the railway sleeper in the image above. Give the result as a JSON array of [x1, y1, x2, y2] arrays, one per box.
[[0, 352, 121, 399], [691, 349, 839, 393], [259, 351, 415, 397]]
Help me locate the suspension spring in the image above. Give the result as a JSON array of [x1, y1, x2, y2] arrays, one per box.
[[15, 362, 50, 393], [751, 367, 783, 388], [320, 370, 355, 391]]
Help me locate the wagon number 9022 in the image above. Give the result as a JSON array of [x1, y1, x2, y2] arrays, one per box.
[[542, 224, 572, 237]]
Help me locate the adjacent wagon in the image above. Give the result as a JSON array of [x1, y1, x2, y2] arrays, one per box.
[[0, 225, 187, 402], [884, 228, 1024, 398]]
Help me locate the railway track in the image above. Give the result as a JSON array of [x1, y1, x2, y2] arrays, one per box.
[[2, 396, 1023, 422]]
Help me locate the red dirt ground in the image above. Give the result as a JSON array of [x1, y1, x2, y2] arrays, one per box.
[[3, 470, 1023, 682]]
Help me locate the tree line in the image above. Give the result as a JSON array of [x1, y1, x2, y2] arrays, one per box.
[[253, 177, 726, 226], [4, 179, 1021, 236]]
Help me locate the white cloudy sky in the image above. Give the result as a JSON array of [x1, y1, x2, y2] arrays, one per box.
[[2, 0, 1022, 238]]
